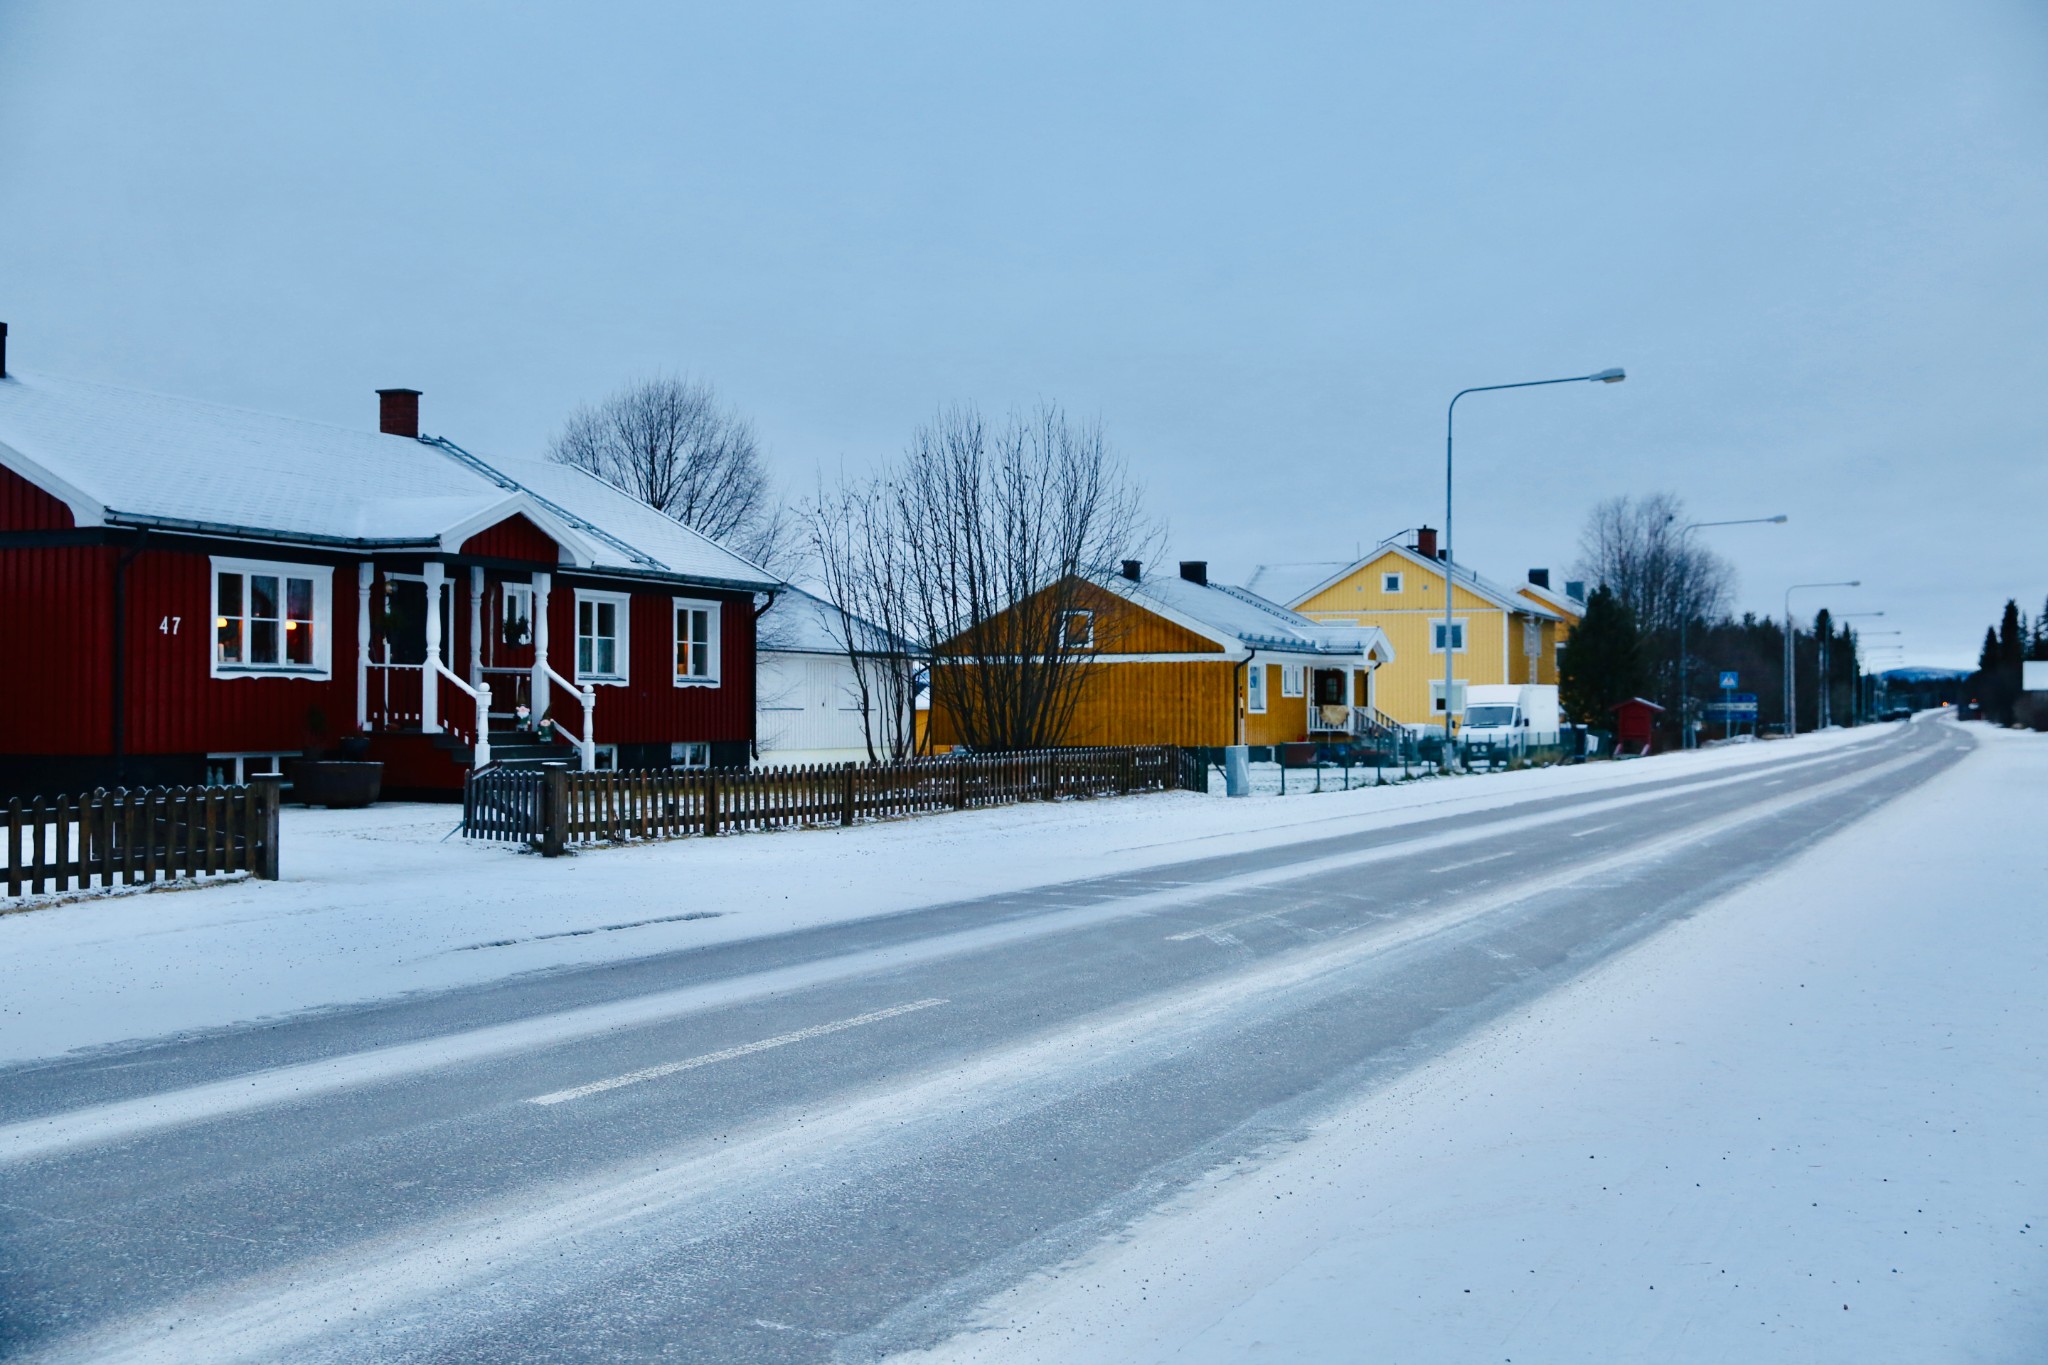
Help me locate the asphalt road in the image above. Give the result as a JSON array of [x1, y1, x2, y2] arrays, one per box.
[[0, 719, 1970, 1363]]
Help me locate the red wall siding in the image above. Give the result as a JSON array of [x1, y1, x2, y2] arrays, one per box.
[[0, 463, 75, 530], [0, 546, 112, 753], [544, 583, 755, 745], [120, 549, 360, 755], [461, 515, 561, 563]]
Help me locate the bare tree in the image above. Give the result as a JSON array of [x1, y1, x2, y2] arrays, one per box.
[[1575, 492, 1735, 721], [549, 375, 793, 574], [806, 403, 1156, 753], [805, 477, 922, 762], [1575, 493, 1734, 641]]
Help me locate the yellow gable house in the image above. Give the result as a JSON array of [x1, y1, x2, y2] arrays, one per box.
[[1245, 529, 1577, 730]]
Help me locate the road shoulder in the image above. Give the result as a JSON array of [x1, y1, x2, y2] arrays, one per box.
[[897, 722, 2048, 1364]]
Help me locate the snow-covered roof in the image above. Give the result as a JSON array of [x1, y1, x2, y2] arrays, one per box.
[[758, 585, 919, 657], [1117, 572, 1391, 662], [1241, 561, 1353, 608], [0, 370, 779, 591], [1251, 538, 1563, 622], [1517, 578, 1586, 618]]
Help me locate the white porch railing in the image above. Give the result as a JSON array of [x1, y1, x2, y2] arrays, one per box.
[[433, 660, 493, 769], [538, 660, 597, 772]]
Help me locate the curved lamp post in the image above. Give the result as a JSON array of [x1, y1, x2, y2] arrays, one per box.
[[1678, 515, 1787, 748], [1785, 580, 1858, 735], [1443, 367, 1625, 769]]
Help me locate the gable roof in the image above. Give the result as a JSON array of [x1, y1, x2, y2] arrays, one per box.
[[758, 585, 919, 657], [1253, 537, 1564, 622], [1517, 578, 1586, 619], [0, 370, 780, 591], [1115, 572, 1392, 663]]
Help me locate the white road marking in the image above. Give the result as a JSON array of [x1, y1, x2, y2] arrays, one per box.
[[1427, 850, 1518, 873], [0, 744, 1910, 1168], [1166, 911, 1285, 942], [1571, 823, 1621, 838], [58, 751, 1937, 1365], [528, 999, 947, 1106]]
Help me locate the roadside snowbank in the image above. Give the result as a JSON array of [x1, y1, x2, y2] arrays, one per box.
[[896, 720, 2046, 1364], [0, 725, 1883, 1064]]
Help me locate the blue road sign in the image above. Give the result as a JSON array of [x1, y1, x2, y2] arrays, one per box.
[[1718, 671, 1739, 690], [1707, 700, 1759, 717]]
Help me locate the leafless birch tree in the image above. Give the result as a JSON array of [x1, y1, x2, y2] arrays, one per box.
[[806, 477, 921, 762], [549, 375, 793, 573], [805, 403, 1155, 753]]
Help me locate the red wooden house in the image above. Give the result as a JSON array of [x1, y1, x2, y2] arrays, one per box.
[[0, 330, 780, 797]]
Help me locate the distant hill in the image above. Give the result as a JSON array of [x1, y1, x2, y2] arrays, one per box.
[[1879, 667, 1972, 682]]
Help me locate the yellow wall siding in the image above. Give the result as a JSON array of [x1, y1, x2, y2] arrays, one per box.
[[930, 660, 1242, 748]]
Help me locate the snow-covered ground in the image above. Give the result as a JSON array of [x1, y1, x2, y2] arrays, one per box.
[[0, 725, 1883, 1065], [896, 720, 2048, 1364]]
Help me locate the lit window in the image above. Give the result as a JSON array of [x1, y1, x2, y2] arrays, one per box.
[[673, 598, 721, 685], [575, 591, 631, 683], [211, 558, 331, 679]]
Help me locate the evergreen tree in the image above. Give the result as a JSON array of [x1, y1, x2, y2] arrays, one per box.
[[1999, 600, 2025, 669], [1979, 626, 2000, 674], [1559, 585, 1645, 730], [2032, 597, 2048, 662]]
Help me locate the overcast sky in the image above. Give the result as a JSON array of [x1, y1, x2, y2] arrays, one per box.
[[4, 1, 2044, 667]]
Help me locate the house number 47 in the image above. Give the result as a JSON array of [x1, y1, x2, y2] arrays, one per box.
[[159, 616, 181, 635]]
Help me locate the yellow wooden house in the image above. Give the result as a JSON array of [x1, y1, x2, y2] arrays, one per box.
[[1244, 529, 1571, 730], [926, 560, 1394, 753]]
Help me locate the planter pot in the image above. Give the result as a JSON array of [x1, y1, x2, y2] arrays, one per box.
[[287, 759, 384, 809]]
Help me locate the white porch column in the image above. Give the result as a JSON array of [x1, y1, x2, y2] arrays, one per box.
[[356, 562, 373, 732], [531, 571, 552, 724], [422, 561, 445, 733], [468, 565, 485, 689]]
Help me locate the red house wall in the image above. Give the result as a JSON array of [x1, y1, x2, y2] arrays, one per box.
[[460, 515, 561, 564], [543, 584, 755, 746], [0, 463, 75, 530], [120, 549, 361, 755], [0, 545, 113, 753]]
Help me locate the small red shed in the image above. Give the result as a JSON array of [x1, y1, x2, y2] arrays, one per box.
[[0, 341, 782, 797], [1608, 696, 1665, 757]]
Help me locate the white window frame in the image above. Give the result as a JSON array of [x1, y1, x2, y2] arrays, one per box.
[[501, 583, 535, 649], [1383, 572, 1403, 593], [1060, 609, 1095, 651], [1280, 664, 1305, 697], [574, 589, 632, 685], [1247, 663, 1269, 714], [669, 741, 710, 768], [210, 557, 333, 680], [1429, 679, 1470, 715], [1429, 618, 1469, 654], [672, 597, 722, 686]]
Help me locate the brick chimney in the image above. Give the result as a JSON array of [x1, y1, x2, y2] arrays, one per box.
[[1414, 526, 1438, 560], [1121, 559, 1142, 581], [377, 388, 421, 438], [1179, 560, 1208, 586], [1529, 568, 1550, 589]]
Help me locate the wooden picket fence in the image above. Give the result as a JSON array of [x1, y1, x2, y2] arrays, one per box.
[[3, 780, 282, 899], [465, 746, 1207, 854]]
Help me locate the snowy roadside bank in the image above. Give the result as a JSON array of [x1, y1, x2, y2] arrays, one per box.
[[0, 724, 1889, 1065], [894, 720, 2045, 1365]]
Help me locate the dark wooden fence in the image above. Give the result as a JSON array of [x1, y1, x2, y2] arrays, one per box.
[[4, 780, 282, 899], [465, 746, 1207, 855]]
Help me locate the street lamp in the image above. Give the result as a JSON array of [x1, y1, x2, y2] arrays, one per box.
[[1443, 367, 1625, 769], [1677, 515, 1787, 748], [1784, 580, 1858, 735]]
